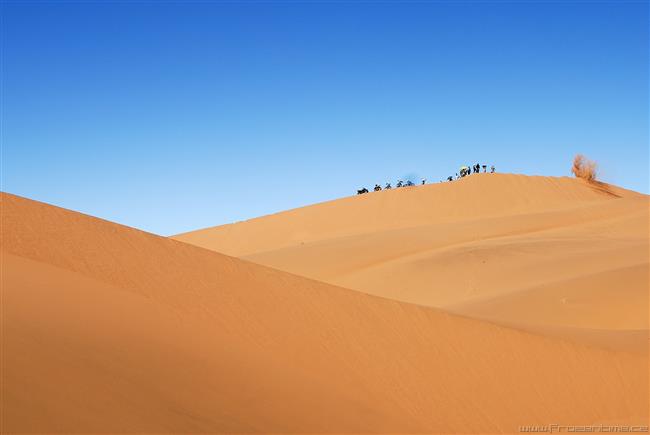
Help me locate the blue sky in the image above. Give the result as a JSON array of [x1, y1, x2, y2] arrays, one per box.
[[2, 1, 648, 235]]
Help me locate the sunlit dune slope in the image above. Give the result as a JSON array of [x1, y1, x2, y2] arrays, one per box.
[[174, 173, 643, 256], [2, 192, 648, 432], [173, 174, 649, 339]]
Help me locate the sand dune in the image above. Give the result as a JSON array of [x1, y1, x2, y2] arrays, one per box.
[[174, 174, 643, 256], [2, 191, 648, 432], [174, 174, 649, 350]]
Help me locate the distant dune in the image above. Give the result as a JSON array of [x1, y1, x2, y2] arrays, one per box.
[[174, 174, 649, 351], [2, 174, 648, 432], [174, 174, 643, 255]]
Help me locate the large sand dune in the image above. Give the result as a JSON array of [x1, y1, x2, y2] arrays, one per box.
[[2, 190, 648, 432], [174, 174, 649, 350], [174, 174, 643, 256]]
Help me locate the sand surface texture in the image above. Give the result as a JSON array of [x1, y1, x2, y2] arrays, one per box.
[[3, 175, 648, 432]]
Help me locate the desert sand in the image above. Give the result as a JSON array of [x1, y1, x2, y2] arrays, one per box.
[[2, 173, 649, 432], [175, 174, 649, 350]]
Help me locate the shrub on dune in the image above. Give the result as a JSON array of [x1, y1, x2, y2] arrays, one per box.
[[572, 154, 597, 182]]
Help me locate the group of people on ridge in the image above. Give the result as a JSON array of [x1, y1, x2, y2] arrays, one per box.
[[453, 163, 495, 181], [357, 163, 495, 194]]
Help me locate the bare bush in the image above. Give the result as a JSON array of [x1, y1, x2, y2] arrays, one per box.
[[571, 154, 597, 182]]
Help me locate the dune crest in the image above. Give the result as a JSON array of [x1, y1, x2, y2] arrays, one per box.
[[174, 174, 643, 256]]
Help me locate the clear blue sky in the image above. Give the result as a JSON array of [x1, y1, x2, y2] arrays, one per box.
[[2, 1, 648, 235]]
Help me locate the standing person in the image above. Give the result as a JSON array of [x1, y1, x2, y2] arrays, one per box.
[[490, 165, 495, 173], [482, 165, 487, 172], [422, 179, 426, 185]]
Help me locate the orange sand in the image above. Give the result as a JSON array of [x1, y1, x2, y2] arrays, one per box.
[[2, 174, 649, 432], [175, 174, 649, 351]]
